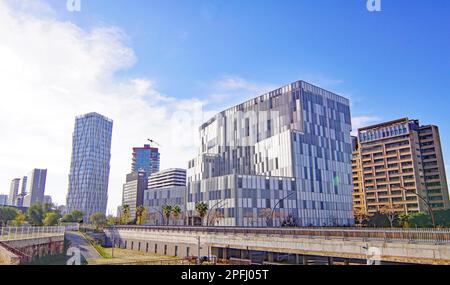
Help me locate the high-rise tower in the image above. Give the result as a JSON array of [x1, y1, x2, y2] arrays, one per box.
[[66, 112, 113, 221]]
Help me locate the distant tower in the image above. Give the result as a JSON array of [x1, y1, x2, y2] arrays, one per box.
[[131, 144, 160, 179], [23, 169, 47, 207], [66, 112, 113, 221], [8, 178, 20, 206]]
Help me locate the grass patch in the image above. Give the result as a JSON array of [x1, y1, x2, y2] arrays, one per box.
[[82, 233, 111, 259]]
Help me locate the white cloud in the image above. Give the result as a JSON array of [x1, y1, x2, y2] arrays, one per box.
[[0, 0, 206, 214], [205, 75, 276, 111], [351, 116, 382, 136]]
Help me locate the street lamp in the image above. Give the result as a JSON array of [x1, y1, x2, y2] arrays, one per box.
[[399, 186, 436, 228], [269, 192, 296, 227]]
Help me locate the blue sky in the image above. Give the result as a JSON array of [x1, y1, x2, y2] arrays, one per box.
[[59, 0, 450, 157], [53, 0, 450, 120], [1, 0, 449, 211]]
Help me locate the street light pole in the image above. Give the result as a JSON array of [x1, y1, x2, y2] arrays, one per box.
[[111, 223, 115, 258], [270, 192, 295, 227], [399, 186, 436, 228]]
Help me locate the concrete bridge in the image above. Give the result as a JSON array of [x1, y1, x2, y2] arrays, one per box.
[[104, 226, 450, 265]]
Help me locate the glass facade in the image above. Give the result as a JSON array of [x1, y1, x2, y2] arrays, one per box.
[[132, 145, 160, 179], [187, 80, 354, 227], [66, 112, 113, 220]]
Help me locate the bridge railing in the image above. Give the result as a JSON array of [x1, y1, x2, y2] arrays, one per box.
[[0, 226, 66, 241], [108, 225, 450, 244]]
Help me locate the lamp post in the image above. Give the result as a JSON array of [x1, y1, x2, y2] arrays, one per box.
[[270, 192, 296, 227], [399, 186, 436, 228], [111, 223, 115, 258]]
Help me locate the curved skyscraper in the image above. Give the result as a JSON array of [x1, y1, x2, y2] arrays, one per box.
[[66, 112, 113, 221]]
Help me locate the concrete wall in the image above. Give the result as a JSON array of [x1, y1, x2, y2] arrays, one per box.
[[1, 236, 64, 264], [105, 228, 450, 265], [0, 244, 21, 265]]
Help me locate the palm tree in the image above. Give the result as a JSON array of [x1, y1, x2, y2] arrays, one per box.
[[172, 205, 182, 225], [121, 205, 130, 225], [195, 202, 208, 226], [162, 205, 173, 225], [136, 206, 146, 225]]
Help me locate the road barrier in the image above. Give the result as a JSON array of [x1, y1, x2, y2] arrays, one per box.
[[109, 225, 450, 244], [0, 226, 65, 241]]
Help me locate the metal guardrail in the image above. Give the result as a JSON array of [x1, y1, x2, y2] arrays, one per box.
[[108, 225, 450, 244], [0, 226, 65, 241]]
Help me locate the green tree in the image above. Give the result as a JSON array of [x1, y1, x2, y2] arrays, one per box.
[[368, 212, 391, 228], [61, 213, 74, 223], [106, 215, 116, 226], [136, 206, 147, 225], [26, 203, 45, 226], [162, 205, 173, 225], [195, 202, 208, 226], [398, 214, 411, 228], [43, 212, 61, 226], [0, 207, 18, 227], [90, 212, 107, 230], [121, 205, 130, 225], [435, 210, 450, 227], [410, 212, 433, 228], [70, 210, 85, 223], [11, 210, 26, 226], [172, 205, 182, 224]]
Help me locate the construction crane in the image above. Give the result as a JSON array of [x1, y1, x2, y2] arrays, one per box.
[[147, 139, 161, 148]]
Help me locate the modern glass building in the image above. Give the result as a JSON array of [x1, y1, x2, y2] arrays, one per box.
[[187, 80, 354, 227], [66, 112, 113, 221], [0, 194, 8, 206], [131, 144, 160, 179]]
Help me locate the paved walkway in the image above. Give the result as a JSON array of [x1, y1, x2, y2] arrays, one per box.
[[65, 231, 100, 262]]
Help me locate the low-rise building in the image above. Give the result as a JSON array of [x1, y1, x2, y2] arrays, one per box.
[[144, 169, 187, 225]]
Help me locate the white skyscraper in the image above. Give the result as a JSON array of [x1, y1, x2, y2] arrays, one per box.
[[66, 112, 113, 221]]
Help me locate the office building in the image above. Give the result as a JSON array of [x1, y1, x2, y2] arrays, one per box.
[[122, 171, 147, 222], [186, 80, 354, 227], [15, 176, 28, 207], [43, 195, 53, 205], [66, 112, 113, 221], [0, 195, 8, 206], [23, 169, 47, 207], [8, 178, 20, 206], [352, 118, 449, 216], [131, 144, 160, 179], [144, 169, 187, 225]]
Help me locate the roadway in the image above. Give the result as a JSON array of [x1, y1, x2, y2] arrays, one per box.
[[65, 231, 100, 263]]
